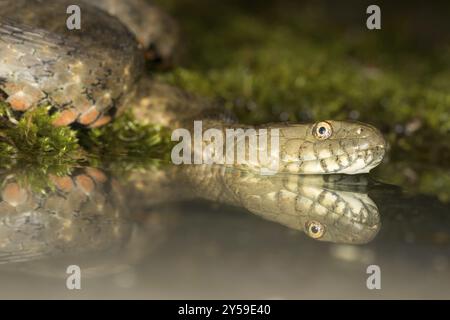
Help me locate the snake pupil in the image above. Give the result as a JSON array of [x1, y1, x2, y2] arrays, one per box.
[[318, 127, 327, 135], [311, 225, 319, 233]]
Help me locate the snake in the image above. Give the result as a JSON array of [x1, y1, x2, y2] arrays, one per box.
[[0, 0, 387, 175]]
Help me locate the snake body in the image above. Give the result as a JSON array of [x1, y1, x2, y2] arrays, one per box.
[[0, 0, 386, 174]]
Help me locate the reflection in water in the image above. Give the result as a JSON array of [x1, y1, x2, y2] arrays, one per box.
[[0, 168, 176, 279], [0, 165, 381, 277], [0, 166, 447, 298], [219, 170, 380, 244], [0, 168, 135, 273], [127, 165, 381, 244]]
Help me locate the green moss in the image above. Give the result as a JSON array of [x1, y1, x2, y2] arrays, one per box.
[[0, 103, 82, 165], [79, 110, 171, 159]]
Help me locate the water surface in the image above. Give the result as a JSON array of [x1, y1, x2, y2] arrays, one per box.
[[0, 164, 448, 299]]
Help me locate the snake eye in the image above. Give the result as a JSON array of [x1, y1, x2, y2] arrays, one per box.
[[305, 220, 325, 239], [313, 121, 333, 140]]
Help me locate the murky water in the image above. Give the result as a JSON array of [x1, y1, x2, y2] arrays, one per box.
[[0, 164, 448, 299]]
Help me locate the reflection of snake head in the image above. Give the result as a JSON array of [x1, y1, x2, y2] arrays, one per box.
[[223, 172, 381, 244], [279, 120, 386, 174], [0, 168, 131, 265], [300, 187, 380, 244]]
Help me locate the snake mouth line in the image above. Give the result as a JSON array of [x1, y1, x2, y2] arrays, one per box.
[[282, 144, 386, 174]]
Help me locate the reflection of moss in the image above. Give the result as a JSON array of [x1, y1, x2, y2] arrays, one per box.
[[9, 163, 76, 194]]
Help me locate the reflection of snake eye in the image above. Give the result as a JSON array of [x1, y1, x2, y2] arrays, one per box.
[[305, 220, 325, 239], [313, 121, 333, 140]]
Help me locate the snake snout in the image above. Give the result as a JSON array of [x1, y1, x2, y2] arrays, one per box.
[[336, 122, 387, 174], [364, 124, 387, 150], [363, 124, 387, 169]]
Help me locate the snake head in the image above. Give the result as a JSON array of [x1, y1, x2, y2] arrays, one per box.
[[279, 120, 387, 174]]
